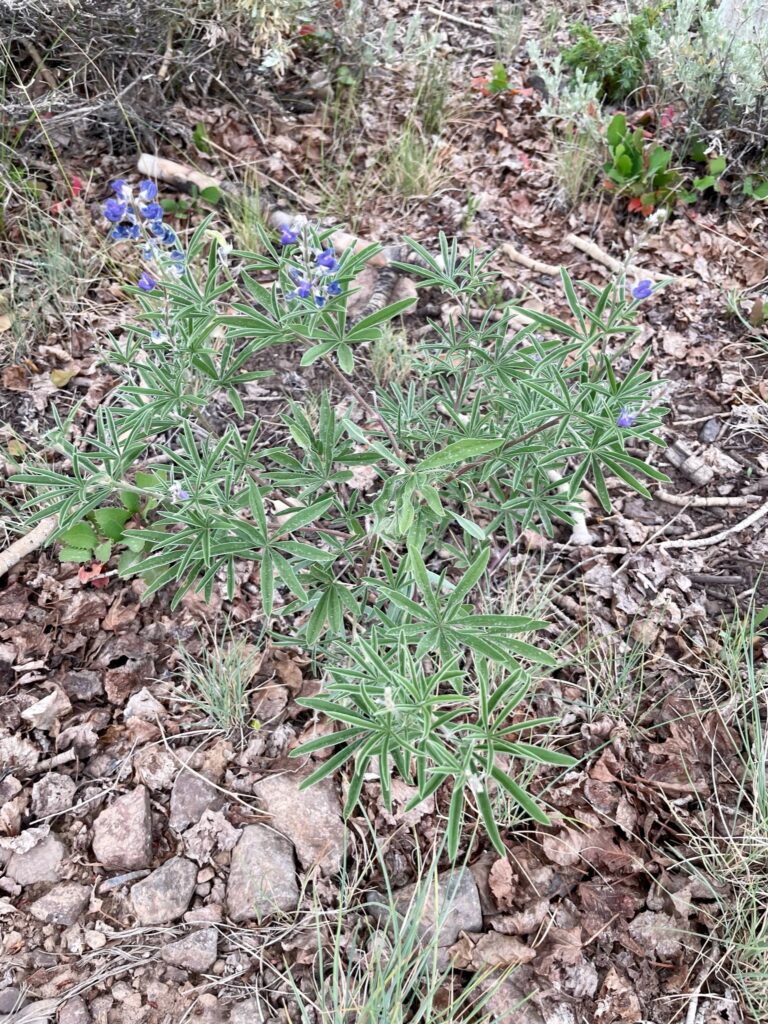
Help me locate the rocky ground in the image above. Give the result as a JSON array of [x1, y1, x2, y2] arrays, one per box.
[[2, 1, 768, 1022]]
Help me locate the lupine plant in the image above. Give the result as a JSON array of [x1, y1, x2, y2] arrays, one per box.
[[13, 183, 668, 858]]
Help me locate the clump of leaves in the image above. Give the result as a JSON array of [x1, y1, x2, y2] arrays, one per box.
[[604, 113, 679, 215], [562, 3, 669, 103], [14, 207, 669, 858]]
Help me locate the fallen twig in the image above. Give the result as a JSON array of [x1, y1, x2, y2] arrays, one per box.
[[659, 498, 768, 550], [0, 515, 58, 579], [501, 244, 562, 277], [503, 236, 693, 287], [656, 488, 762, 508]]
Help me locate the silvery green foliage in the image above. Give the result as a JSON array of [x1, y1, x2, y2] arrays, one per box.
[[647, 0, 768, 136], [15, 214, 668, 857], [527, 40, 604, 141]]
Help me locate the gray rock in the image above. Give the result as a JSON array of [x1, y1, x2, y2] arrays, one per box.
[[131, 857, 197, 925], [229, 999, 267, 1024], [160, 928, 218, 973], [92, 787, 152, 871], [0, 988, 26, 1014], [226, 826, 298, 923], [29, 882, 90, 926], [6, 836, 65, 886], [371, 868, 482, 966], [0, 998, 59, 1023], [60, 670, 103, 701], [169, 771, 224, 832], [124, 687, 166, 722], [31, 774, 77, 817], [252, 771, 344, 874], [58, 996, 92, 1024]]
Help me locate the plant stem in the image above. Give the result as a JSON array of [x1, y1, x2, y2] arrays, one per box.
[[322, 355, 402, 455]]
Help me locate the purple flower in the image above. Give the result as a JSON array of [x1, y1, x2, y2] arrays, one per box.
[[327, 280, 342, 296], [170, 482, 189, 501], [110, 179, 131, 200], [279, 224, 301, 245], [112, 221, 139, 241], [631, 279, 653, 301], [137, 272, 157, 292], [297, 280, 312, 298], [103, 198, 127, 223], [316, 248, 338, 272], [617, 408, 638, 428], [315, 295, 326, 308], [138, 179, 158, 201], [139, 201, 163, 221]]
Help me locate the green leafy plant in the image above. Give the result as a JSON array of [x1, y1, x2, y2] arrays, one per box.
[[604, 113, 679, 214], [562, 4, 669, 103], [13, 205, 668, 857], [160, 183, 222, 219]]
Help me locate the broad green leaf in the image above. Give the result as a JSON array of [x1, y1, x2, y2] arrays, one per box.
[[420, 438, 504, 471], [59, 522, 97, 551], [59, 546, 91, 563], [91, 507, 132, 541], [346, 297, 416, 341]]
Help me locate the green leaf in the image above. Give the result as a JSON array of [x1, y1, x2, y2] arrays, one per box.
[[120, 490, 140, 515], [59, 546, 92, 563], [346, 297, 416, 341], [420, 483, 444, 517], [261, 549, 274, 618], [451, 511, 487, 540], [278, 497, 334, 534], [420, 437, 504, 471], [91, 507, 132, 541], [337, 344, 354, 374], [447, 779, 465, 861], [192, 122, 212, 154], [490, 765, 551, 824], [60, 522, 97, 551], [94, 540, 113, 563], [606, 113, 626, 148], [200, 185, 221, 204]]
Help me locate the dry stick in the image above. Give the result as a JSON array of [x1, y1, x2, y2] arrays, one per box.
[[0, 515, 58, 579], [659, 498, 768, 550], [502, 237, 691, 286], [425, 5, 494, 34], [656, 488, 762, 508]]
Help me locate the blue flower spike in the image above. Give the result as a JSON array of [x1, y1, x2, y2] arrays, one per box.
[[103, 198, 127, 223], [137, 272, 157, 292], [138, 180, 158, 202], [617, 408, 638, 428], [327, 280, 342, 297], [279, 224, 301, 246], [316, 248, 339, 272], [139, 201, 163, 221], [631, 279, 653, 301], [110, 179, 132, 200]]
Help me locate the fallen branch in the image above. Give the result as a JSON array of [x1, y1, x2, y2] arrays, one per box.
[[565, 233, 674, 284], [0, 516, 58, 579], [659, 498, 768, 550], [503, 235, 692, 287], [501, 244, 562, 277], [656, 488, 761, 508]]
